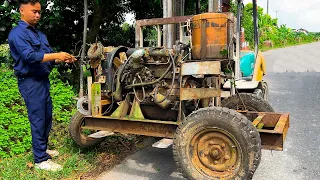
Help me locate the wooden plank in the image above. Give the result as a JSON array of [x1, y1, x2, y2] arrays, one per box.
[[252, 115, 264, 128], [87, 76, 92, 115], [91, 83, 101, 116]]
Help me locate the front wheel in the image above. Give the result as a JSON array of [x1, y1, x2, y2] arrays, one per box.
[[221, 93, 274, 113], [69, 111, 105, 148], [173, 107, 261, 180]]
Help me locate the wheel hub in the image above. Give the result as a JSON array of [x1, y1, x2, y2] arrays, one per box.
[[196, 131, 239, 172]]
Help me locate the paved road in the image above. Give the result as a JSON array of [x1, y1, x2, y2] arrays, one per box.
[[97, 42, 320, 180]]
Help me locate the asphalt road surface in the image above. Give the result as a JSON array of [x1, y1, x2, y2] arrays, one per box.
[[97, 42, 320, 180]]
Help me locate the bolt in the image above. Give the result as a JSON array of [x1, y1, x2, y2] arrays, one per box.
[[209, 141, 214, 145], [221, 143, 226, 148], [225, 155, 230, 160], [214, 160, 219, 164], [204, 150, 210, 156]]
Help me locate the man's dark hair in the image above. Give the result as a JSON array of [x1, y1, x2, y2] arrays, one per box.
[[18, 0, 40, 7]]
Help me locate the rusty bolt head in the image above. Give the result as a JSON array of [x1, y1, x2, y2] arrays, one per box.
[[204, 150, 210, 156], [221, 143, 226, 148]]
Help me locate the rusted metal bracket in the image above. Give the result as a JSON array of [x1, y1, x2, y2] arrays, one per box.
[[242, 112, 290, 151], [110, 95, 130, 118], [180, 88, 221, 100], [181, 61, 221, 75]]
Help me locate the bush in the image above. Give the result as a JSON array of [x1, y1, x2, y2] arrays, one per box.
[[0, 44, 13, 66], [0, 65, 76, 158]]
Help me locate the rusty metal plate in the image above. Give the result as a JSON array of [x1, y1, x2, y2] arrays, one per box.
[[180, 88, 221, 100], [83, 117, 177, 138], [181, 61, 221, 76]]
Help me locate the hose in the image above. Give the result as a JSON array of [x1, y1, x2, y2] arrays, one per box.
[[132, 75, 146, 102], [153, 54, 176, 104]]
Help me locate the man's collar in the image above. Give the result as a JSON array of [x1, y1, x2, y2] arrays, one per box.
[[18, 20, 30, 29], [18, 20, 37, 30]]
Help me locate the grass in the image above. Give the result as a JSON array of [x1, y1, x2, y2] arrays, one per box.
[[260, 40, 320, 52], [0, 138, 96, 180], [0, 123, 143, 180]]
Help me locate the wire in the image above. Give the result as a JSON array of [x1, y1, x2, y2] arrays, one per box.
[[153, 54, 176, 104]]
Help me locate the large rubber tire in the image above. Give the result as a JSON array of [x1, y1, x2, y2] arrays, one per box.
[[221, 93, 274, 112], [173, 107, 261, 180], [69, 111, 105, 148]]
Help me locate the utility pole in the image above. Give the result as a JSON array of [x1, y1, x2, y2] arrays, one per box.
[[274, 10, 279, 18], [267, 0, 269, 15]]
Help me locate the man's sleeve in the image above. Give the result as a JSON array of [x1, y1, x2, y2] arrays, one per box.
[[9, 33, 44, 63], [41, 34, 57, 66]]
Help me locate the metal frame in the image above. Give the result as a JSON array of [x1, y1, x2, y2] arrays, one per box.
[[135, 16, 192, 48], [81, 4, 289, 151]]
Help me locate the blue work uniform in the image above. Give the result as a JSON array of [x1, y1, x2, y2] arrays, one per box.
[[8, 20, 56, 163]]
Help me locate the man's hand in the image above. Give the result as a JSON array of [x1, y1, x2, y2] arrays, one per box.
[[43, 52, 76, 63], [56, 52, 74, 62], [65, 56, 77, 64]]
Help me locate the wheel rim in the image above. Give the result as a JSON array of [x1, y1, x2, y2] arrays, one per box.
[[189, 128, 242, 178]]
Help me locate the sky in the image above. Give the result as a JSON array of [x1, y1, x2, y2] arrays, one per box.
[[244, 0, 320, 32], [125, 1, 320, 32]]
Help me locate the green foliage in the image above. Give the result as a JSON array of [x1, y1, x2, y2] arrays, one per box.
[[242, 2, 320, 49], [0, 65, 76, 158], [0, 44, 13, 66]]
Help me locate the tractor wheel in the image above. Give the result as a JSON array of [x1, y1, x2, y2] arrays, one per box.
[[173, 107, 261, 180], [221, 93, 274, 112], [69, 111, 105, 148], [254, 81, 269, 101]]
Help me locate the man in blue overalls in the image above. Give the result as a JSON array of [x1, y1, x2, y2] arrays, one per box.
[[8, 0, 76, 171]]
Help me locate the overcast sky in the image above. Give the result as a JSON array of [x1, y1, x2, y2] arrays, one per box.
[[244, 0, 320, 32]]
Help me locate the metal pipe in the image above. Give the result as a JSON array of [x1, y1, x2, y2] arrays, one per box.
[[79, 0, 88, 97], [163, 0, 168, 48], [208, 0, 214, 12], [235, 1, 242, 80], [209, 0, 222, 13], [217, 0, 222, 12], [167, 0, 174, 48]]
